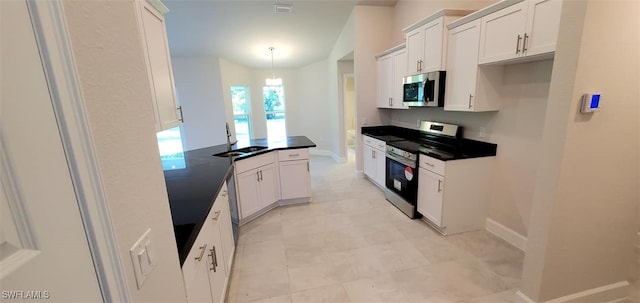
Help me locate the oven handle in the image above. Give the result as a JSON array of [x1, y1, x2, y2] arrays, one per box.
[[386, 152, 416, 168]]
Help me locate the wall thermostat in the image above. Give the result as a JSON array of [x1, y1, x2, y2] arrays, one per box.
[[581, 93, 601, 113]]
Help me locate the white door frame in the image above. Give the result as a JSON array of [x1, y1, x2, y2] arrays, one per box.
[[342, 73, 354, 159], [26, 1, 130, 301]]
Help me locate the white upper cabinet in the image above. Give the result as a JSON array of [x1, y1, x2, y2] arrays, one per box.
[[479, 0, 561, 64], [406, 17, 445, 74], [445, 20, 481, 111], [376, 45, 408, 109], [403, 10, 473, 75], [445, 19, 503, 112], [136, 0, 181, 131]]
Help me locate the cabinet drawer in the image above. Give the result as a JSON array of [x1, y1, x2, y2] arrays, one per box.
[[235, 152, 275, 173], [363, 135, 386, 151], [278, 148, 309, 162], [419, 154, 445, 175]]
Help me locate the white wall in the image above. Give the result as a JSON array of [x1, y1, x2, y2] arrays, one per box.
[[288, 59, 332, 153], [521, 0, 639, 301], [218, 58, 333, 152], [172, 57, 227, 151], [62, 1, 187, 301]]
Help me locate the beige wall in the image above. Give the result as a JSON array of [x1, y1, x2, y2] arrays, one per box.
[[328, 10, 356, 161], [391, 60, 552, 236], [521, 0, 639, 301], [353, 5, 395, 170], [391, 0, 497, 46], [62, 0, 187, 301]]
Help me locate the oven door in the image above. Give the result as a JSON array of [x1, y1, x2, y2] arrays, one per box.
[[385, 152, 418, 205]]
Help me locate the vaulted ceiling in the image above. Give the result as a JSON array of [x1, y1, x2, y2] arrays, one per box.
[[164, 0, 397, 69]]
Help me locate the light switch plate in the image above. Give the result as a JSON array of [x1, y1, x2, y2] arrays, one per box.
[[129, 228, 155, 289]]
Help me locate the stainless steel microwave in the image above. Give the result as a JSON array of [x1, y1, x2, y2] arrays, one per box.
[[402, 71, 446, 107]]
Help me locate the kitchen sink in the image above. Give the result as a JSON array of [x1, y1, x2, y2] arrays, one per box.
[[213, 146, 268, 158]]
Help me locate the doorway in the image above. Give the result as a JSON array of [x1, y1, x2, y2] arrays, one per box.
[[343, 73, 356, 162]]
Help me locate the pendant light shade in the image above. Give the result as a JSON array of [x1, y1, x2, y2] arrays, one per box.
[[266, 47, 282, 86]]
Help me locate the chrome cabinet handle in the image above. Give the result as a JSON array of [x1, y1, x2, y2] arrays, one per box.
[[468, 94, 473, 109], [259, 170, 263, 181], [424, 162, 435, 167], [419, 59, 423, 72], [208, 250, 215, 270], [212, 210, 221, 221], [516, 35, 522, 54], [307, 162, 309, 172], [289, 154, 299, 157], [437, 180, 442, 192], [256, 171, 260, 182], [177, 106, 184, 123], [522, 33, 529, 52], [209, 247, 218, 272], [372, 150, 376, 159], [416, 60, 420, 72], [195, 244, 207, 261]]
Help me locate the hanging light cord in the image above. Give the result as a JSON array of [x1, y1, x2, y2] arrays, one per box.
[[269, 47, 275, 81]]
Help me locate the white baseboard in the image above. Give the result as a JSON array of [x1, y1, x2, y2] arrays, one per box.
[[309, 149, 345, 163], [485, 218, 528, 252], [516, 281, 630, 303]]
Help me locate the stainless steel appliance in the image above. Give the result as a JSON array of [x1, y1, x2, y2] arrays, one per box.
[[402, 71, 446, 107], [384, 121, 461, 218]]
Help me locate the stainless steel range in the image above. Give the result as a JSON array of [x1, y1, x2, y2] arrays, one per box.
[[384, 121, 461, 218]]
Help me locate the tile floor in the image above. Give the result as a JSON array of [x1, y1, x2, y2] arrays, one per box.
[[226, 155, 639, 303]]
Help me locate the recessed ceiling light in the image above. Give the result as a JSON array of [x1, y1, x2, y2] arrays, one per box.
[[274, 3, 293, 15]]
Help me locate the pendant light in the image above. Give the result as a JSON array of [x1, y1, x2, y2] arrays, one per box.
[[266, 47, 282, 86]]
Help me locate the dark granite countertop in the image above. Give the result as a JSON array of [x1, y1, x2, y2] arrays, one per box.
[[164, 136, 316, 266], [362, 125, 497, 160]]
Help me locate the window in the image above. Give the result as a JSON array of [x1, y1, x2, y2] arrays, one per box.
[[263, 85, 286, 138], [231, 86, 251, 145]]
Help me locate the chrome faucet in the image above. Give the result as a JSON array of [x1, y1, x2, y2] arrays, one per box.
[[226, 122, 232, 151]]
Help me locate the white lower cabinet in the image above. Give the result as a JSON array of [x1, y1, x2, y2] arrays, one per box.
[[363, 136, 386, 187], [417, 168, 444, 227], [416, 155, 494, 235], [235, 152, 280, 220], [183, 182, 235, 303], [278, 149, 311, 200]]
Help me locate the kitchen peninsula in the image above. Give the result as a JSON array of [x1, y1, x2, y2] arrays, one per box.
[[164, 135, 316, 265]]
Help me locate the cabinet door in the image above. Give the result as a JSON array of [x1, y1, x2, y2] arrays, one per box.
[[182, 232, 214, 302], [417, 168, 444, 227], [258, 164, 280, 207], [405, 28, 424, 74], [279, 160, 311, 200], [524, 0, 561, 57], [376, 54, 393, 108], [216, 187, 235, 274], [478, 1, 527, 64], [237, 170, 261, 219], [207, 219, 226, 303], [363, 144, 376, 180], [138, 0, 180, 131], [374, 149, 387, 187], [391, 49, 408, 109], [422, 18, 445, 72], [444, 20, 481, 112]]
